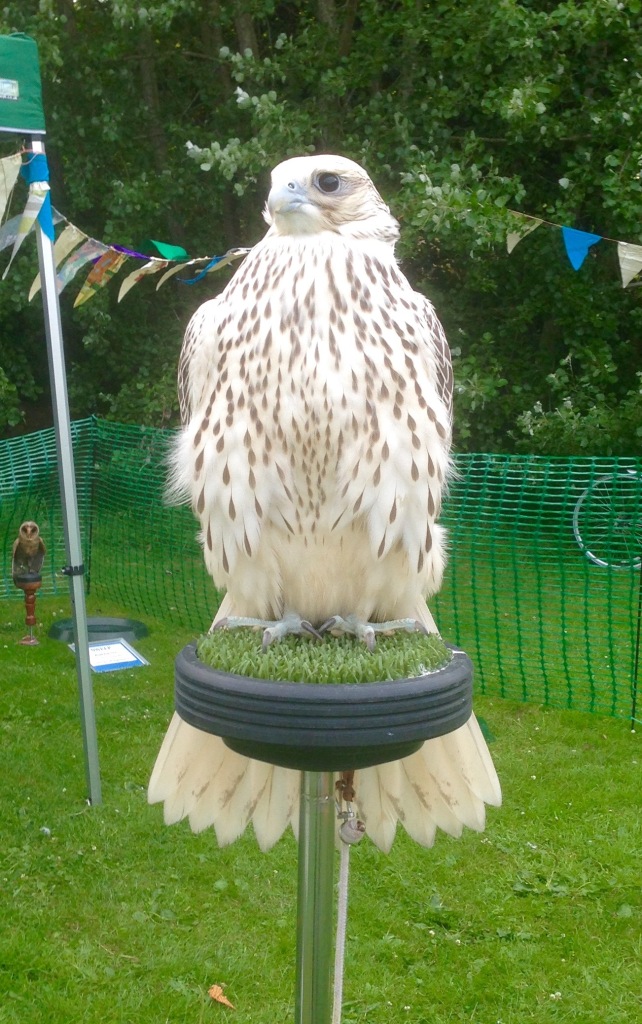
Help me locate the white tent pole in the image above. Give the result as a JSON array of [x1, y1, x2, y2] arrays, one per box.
[[30, 136, 102, 805]]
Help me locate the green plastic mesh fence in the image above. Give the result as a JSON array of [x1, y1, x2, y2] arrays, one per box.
[[1, 418, 640, 720], [89, 419, 217, 628], [432, 454, 640, 720]]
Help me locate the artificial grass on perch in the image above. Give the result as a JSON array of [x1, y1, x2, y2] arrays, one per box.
[[196, 629, 452, 684], [158, 620, 499, 848], [189, 629, 466, 774]]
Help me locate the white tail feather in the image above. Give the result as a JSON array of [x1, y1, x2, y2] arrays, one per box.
[[398, 745, 464, 838], [202, 744, 260, 843], [463, 714, 502, 806], [394, 759, 439, 847], [148, 716, 228, 826], [352, 761, 401, 853], [251, 764, 300, 851], [423, 731, 487, 831]]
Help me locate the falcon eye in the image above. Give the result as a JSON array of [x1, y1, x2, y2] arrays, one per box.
[[316, 172, 341, 194]]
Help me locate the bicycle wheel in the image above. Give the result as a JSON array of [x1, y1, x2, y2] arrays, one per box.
[[573, 472, 642, 570]]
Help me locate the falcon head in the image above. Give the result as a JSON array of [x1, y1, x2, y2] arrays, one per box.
[[264, 154, 400, 245]]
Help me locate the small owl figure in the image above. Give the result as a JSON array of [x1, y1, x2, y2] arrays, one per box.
[[12, 521, 46, 578]]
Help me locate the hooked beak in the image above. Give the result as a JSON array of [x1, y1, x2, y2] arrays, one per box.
[[267, 179, 308, 217]]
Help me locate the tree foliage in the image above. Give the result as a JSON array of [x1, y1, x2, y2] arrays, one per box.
[[1, 0, 641, 454]]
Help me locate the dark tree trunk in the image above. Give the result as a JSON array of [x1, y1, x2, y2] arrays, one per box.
[[137, 26, 187, 246], [202, 0, 233, 90], [233, 2, 260, 55]]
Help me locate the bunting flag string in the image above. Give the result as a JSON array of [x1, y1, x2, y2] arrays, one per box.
[[3, 148, 642, 303], [0, 150, 251, 306], [506, 210, 642, 287]]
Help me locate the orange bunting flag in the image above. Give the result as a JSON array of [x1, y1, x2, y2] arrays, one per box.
[[73, 250, 128, 307], [208, 984, 235, 1009]]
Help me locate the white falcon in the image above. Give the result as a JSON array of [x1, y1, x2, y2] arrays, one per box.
[[149, 155, 500, 851]]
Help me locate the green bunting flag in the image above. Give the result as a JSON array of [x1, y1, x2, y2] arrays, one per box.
[[145, 239, 189, 260]]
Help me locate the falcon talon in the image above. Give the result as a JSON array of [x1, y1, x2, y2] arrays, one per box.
[[300, 620, 324, 642], [261, 629, 275, 652], [318, 616, 339, 635], [258, 613, 326, 650], [261, 623, 289, 651]]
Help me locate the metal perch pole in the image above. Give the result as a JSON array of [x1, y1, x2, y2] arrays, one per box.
[[295, 771, 336, 1024]]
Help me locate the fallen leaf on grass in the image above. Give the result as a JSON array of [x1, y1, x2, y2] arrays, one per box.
[[208, 984, 235, 1009]]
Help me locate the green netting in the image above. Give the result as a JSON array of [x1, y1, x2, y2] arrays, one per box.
[[1, 418, 640, 720], [89, 419, 216, 626], [432, 454, 640, 719]]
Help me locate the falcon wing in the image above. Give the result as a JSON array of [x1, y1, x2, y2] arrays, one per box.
[[177, 298, 222, 426], [417, 294, 453, 424]]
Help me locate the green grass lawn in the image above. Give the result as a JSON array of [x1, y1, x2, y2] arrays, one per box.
[[1, 596, 640, 1023]]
